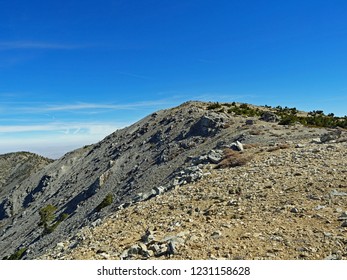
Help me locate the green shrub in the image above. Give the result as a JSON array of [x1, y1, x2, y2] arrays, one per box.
[[96, 193, 113, 212], [279, 116, 296, 125], [207, 102, 222, 110], [227, 103, 262, 117], [39, 204, 57, 227], [39, 205, 68, 235], [5, 247, 27, 260], [45, 212, 69, 234], [59, 213, 69, 221], [214, 101, 347, 129]]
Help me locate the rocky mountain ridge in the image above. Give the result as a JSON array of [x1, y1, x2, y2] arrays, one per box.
[[41, 139, 347, 260], [0, 101, 345, 259]]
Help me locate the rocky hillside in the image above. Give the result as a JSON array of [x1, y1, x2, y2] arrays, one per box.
[[1, 101, 345, 260], [41, 139, 347, 260], [0, 152, 53, 220]]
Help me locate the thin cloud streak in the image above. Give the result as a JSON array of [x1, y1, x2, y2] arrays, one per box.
[[0, 122, 128, 133], [116, 71, 153, 80], [21, 100, 171, 113], [0, 41, 86, 50]]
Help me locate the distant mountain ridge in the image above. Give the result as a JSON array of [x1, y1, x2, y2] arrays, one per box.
[[0, 152, 53, 197], [0, 101, 342, 259]]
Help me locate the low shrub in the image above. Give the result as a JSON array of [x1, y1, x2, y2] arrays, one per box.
[[216, 149, 252, 169], [5, 247, 27, 260], [243, 143, 260, 149], [207, 102, 222, 110], [39, 204, 57, 227], [39, 205, 69, 235], [96, 193, 113, 212]]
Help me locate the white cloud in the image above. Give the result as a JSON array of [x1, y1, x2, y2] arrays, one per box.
[[0, 122, 127, 134], [0, 122, 130, 158], [0, 99, 176, 157]]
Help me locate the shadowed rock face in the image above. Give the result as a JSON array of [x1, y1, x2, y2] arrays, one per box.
[[0, 101, 335, 259]]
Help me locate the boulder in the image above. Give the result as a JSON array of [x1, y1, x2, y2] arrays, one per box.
[[153, 186, 166, 196], [260, 112, 279, 123], [188, 114, 225, 137], [207, 150, 224, 164], [191, 155, 209, 165], [320, 130, 342, 143], [167, 241, 176, 255], [127, 244, 140, 256], [141, 229, 155, 243]]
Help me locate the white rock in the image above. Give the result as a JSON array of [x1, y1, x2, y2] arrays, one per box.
[[231, 141, 244, 152]]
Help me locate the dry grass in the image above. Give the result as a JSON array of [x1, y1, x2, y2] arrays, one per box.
[[216, 149, 253, 169], [267, 143, 290, 152], [249, 129, 262, 135], [243, 143, 260, 149]]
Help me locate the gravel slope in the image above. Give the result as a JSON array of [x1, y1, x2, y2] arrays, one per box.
[[41, 139, 347, 260]]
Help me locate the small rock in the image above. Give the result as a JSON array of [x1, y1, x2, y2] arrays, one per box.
[[299, 252, 309, 258], [148, 244, 160, 254], [96, 246, 108, 254], [91, 219, 102, 228], [138, 242, 147, 252], [295, 144, 305, 148], [311, 138, 321, 144], [331, 190, 347, 196], [308, 194, 321, 200], [324, 254, 341, 260], [337, 212, 347, 220], [138, 243, 151, 258], [230, 141, 244, 152], [341, 221, 347, 227], [173, 179, 180, 186], [211, 231, 222, 238], [153, 186, 166, 196], [120, 250, 129, 259], [152, 244, 169, 257], [246, 119, 255, 125], [56, 242, 65, 249], [290, 207, 299, 213], [100, 252, 109, 259]]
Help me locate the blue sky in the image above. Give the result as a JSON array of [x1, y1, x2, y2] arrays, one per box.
[[1, 0, 347, 158]]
